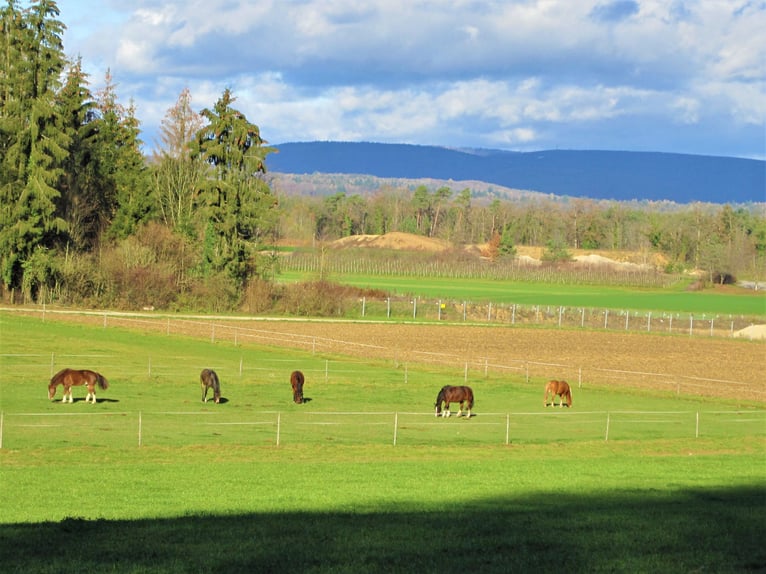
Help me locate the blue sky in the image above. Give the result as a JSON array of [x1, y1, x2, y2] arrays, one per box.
[[55, 0, 765, 159]]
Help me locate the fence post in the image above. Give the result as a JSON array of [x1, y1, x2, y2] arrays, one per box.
[[581, 308, 585, 328], [505, 413, 510, 445], [604, 309, 609, 329], [393, 412, 398, 446], [605, 412, 611, 441], [695, 411, 699, 439], [276, 413, 281, 446], [325, 360, 329, 383], [558, 306, 563, 327], [387, 297, 391, 319], [239, 357, 243, 377], [647, 312, 651, 332], [689, 315, 694, 336], [462, 301, 467, 321], [362, 297, 366, 317], [512, 304, 516, 325]]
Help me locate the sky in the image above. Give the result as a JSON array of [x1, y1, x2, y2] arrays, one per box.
[[54, 0, 766, 159]]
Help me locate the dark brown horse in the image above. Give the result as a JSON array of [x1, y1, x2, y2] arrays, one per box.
[[290, 370, 305, 404], [48, 368, 109, 403], [434, 385, 474, 418], [544, 380, 572, 407], [200, 369, 221, 403]]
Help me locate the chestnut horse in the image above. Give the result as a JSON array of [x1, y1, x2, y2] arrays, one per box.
[[48, 368, 109, 403], [434, 385, 474, 418], [200, 369, 221, 403], [290, 370, 305, 404], [544, 380, 572, 408]]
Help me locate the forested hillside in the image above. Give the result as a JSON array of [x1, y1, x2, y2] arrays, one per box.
[[268, 142, 766, 204]]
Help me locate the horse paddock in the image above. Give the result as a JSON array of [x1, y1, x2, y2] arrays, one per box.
[[11, 310, 765, 402]]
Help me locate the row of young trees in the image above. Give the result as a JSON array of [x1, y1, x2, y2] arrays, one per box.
[[0, 0, 279, 305], [1, 1, 763, 311]]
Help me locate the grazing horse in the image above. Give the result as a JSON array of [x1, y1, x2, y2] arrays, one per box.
[[290, 370, 305, 404], [200, 369, 221, 403], [434, 385, 474, 418], [48, 368, 109, 403], [544, 380, 572, 408]]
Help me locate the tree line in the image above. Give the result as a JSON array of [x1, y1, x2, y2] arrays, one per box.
[[1, 1, 764, 313]]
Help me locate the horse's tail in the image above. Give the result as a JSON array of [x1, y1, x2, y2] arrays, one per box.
[[97, 373, 109, 390], [567, 385, 573, 407], [466, 386, 474, 409]]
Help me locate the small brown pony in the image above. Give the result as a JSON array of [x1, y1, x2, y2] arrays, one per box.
[[48, 368, 109, 403], [435, 385, 474, 418], [544, 380, 572, 408], [290, 370, 305, 404], [200, 369, 221, 403]]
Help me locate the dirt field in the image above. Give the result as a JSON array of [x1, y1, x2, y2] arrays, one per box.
[[233, 321, 763, 389]]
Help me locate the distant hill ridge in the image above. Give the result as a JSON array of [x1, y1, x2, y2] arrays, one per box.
[[267, 141, 765, 204]]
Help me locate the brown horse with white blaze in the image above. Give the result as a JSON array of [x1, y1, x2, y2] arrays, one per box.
[[290, 370, 305, 404], [434, 385, 474, 418], [48, 368, 109, 403], [544, 380, 572, 407]]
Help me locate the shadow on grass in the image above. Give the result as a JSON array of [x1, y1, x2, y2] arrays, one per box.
[[1, 486, 764, 573]]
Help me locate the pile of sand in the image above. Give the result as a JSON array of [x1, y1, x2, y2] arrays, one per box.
[[732, 325, 766, 340], [330, 232, 452, 252]]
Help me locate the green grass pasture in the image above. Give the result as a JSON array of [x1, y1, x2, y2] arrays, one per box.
[[1, 312, 764, 573]]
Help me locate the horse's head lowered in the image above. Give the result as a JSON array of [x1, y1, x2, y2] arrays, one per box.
[[434, 387, 447, 417]]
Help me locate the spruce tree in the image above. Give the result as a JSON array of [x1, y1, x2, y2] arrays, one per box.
[[192, 88, 277, 285], [0, 0, 68, 297]]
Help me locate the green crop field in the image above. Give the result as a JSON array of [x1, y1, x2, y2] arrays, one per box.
[[278, 269, 766, 317], [1, 312, 764, 573]]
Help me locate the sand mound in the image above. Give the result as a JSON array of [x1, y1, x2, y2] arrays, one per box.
[[732, 324, 766, 340], [330, 232, 452, 252], [573, 253, 652, 270]]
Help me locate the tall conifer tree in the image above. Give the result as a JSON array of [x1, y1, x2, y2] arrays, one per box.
[[0, 0, 67, 297]]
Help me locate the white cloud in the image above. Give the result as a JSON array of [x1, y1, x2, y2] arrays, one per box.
[[57, 0, 766, 157]]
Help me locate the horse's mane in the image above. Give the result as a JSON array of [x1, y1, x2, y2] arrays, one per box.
[[50, 368, 70, 386]]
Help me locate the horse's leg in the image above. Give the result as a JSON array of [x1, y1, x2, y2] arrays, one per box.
[[443, 402, 450, 417]]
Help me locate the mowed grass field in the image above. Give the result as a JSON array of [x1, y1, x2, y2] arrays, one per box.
[[1, 311, 765, 573], [278, 269, 766, 316]]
